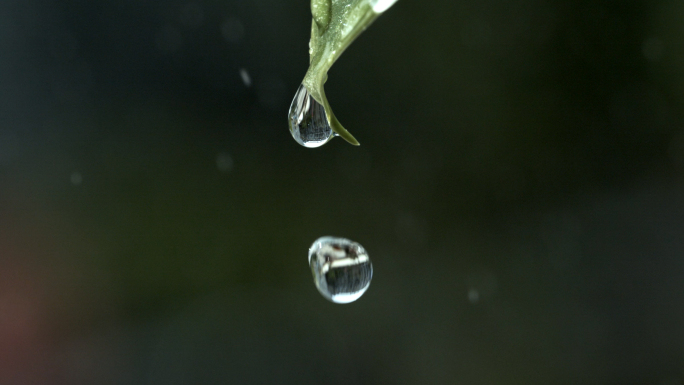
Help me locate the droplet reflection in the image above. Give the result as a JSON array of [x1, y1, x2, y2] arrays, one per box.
[[369, 0, 399, 13], [288, 84, 335, 148], [308, 236, 373, 304]]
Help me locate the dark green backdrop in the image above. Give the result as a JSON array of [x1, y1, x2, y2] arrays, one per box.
[[1, 0, 684, 383]]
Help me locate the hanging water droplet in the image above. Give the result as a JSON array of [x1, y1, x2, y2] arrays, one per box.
[[308, 236, 373, 304], [288, 84, 335, 148]]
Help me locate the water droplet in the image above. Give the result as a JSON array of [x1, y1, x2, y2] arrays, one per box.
[[70, 171, 82, 185], [467, 288, 480, 304], [221, 17, 244, 43], [216, 152, 233, 173], [288, 84, 334, 148], [308, 236, 373, 303], [239, 68, 251, 87], [642, 37, 664, 62]]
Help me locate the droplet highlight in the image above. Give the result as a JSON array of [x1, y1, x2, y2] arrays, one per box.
[[308, 236, 373, 304], [288, 84, 334, 148], [369, 0, 399, 13]]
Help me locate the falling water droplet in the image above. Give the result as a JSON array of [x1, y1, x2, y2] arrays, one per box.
[[308, 236, 373, 304], [288, 84, 335, 148]]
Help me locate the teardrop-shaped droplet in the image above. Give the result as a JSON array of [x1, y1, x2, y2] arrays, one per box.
[[308, 236, 373, 304], [288, 84, 335, 148]]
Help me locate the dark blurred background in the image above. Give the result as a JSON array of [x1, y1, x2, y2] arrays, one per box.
[[1, 0, 684, 383]]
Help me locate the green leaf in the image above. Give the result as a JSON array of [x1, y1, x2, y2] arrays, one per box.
[[301, 0, 397, 145]]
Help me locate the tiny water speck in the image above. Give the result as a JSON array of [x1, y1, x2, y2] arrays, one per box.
[[308, 236, 373, 304], [642, 37, 664, 62], [239, 68, 251, 87], [221, 17, 244, 43], [70, 172, 82, 185], [288, 84, 335, 148], [467, 288, 480, 304], [216, 152, 233, 173]]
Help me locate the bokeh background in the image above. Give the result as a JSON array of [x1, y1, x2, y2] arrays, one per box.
[[2, 0, 684, 383]]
